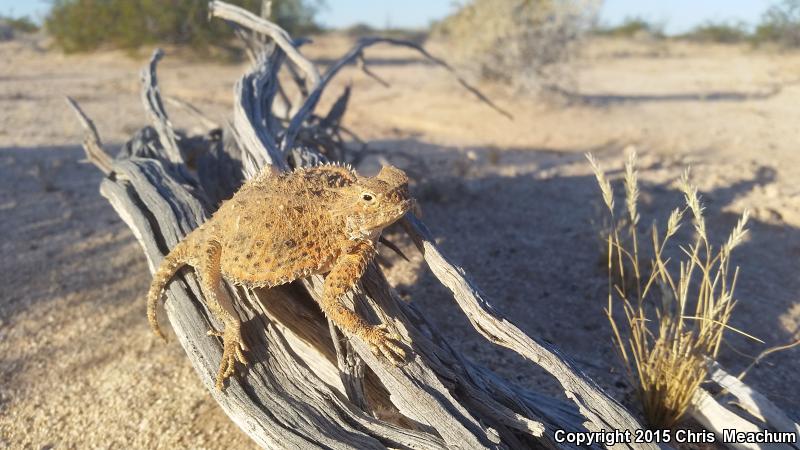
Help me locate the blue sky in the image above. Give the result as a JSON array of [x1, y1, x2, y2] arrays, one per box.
[[0, 0, 775, 34]]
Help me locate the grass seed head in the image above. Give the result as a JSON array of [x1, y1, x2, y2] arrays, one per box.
[[591, 153, 752, 429], [586, 153, 615, 214]]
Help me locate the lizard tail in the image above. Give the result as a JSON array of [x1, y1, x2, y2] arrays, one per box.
[[146, 242, 189, 341]]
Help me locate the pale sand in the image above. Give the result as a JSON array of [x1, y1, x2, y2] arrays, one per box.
[[1, 34, 798, 448]]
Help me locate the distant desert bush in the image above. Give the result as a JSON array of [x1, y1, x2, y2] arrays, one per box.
[[0, 15, 39, 34], [46, 0, 322, 53], [594, 17, 665, 39], [433, 0, 598, 93], [679, 21, 749, 44], [754, 0, 800, 47], [677, 1, 800, 48], [343, 22, 427, 44], [588, 150, 754, 428], [595, 2, 800, 48]]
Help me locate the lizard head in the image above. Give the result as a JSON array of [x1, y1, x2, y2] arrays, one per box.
[[335, 165, 413, 238]]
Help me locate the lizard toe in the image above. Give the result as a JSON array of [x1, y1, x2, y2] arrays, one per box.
[[210, 325, 249, 391], [369, 325, 407, 366]]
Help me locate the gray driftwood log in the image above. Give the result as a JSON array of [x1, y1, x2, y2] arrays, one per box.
[[67, 2, 663, 448], [687, 361, 800, 450]]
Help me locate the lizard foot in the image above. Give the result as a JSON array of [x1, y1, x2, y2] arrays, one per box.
[[208, 324, 249, 391], [368, 324, 406, 366]]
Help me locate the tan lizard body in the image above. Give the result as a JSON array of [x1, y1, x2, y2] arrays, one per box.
[[147, 164, 411, 390]]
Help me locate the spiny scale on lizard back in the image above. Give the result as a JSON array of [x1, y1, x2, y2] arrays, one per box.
[[146, 163, 413, 389], [205, 163, 411, 288]]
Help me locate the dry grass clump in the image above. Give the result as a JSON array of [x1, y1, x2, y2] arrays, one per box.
[[587, 150, 756, 428], [433, 0, 598, 93]]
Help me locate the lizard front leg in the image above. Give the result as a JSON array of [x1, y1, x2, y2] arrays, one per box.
[[322, 240, 406, 364], [197, 239, 248, 390]]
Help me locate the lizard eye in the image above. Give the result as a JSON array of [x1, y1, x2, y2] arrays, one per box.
[[361, 192, 374, 202]]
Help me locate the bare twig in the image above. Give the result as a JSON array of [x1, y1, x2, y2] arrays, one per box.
[[141, 49, 182, 163], [209, 1, 321, 91], [65, 96, 114, 175], [357, 54, 391, 88], [65, 2, 676, 448], [738, 336, 800, 380], [164, 96, 219, 130], [283, 36, 513, 152]]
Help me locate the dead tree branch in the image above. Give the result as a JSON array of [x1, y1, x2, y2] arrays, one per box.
[[65, 96, 113, 175], [63, 2, 679, 448]]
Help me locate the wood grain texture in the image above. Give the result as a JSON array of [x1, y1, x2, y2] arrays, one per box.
[[64, 2, 677, 448]]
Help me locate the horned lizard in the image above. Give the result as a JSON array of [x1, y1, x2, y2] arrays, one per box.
[[147, 163, 412, 390]]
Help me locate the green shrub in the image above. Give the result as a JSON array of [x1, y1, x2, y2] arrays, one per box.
[[754, 0, 800, 47], [344, 22, 427, 43], [0, 15, 40, 34], [45, 0, 322, 53], [343, 22, 375, 37], [679, 21, 749, 44], [595, 17, 664, 39]]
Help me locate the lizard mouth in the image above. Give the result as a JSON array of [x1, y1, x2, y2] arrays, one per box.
[[383, 199, 412, 226], [380, 183, 412, 222], [387, 184, 410, 203], [398, 200, 415, 223]]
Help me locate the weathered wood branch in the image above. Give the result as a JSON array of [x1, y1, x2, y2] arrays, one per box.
[[231, 48, 286, 177], [690, 389, 770, 450], [61, 2, 692, 448], [164, 96, 219, 131], [709, 360, 799, 441], [209, 0, 321, 93], [402, 215, 658, 442], [687, 360, 800, 450], [141, 49, 182, 163], [209, 4, 653, 443], [281, 36, 513, 153], [65, 96, 113, 175]]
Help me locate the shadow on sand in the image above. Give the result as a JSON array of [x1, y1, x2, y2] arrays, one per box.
[[553, 85, 784, 106], [366, 138, 800, 417], [2, 139, 798, 418], [0, 144, 144, 318]]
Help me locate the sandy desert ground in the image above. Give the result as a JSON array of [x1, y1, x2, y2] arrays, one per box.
[[1, 33, 799, 448]]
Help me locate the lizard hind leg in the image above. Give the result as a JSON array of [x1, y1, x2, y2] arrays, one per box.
[[146, 243, 189, 341], [196, 239, 249, 391]]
